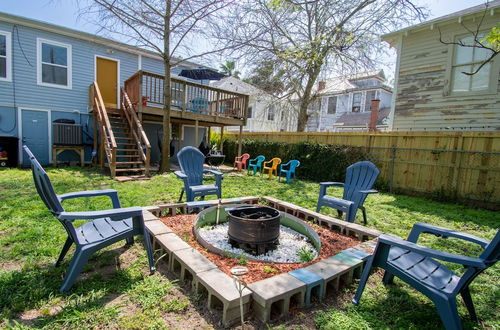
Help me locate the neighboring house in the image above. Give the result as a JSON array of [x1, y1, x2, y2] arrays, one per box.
[[382, 1, 500, 131], [0, 12, 248, 176], [212, 76, 295, 132], [305, 70, 393, 132]]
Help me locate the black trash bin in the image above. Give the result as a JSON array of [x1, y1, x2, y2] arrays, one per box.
[[0, 136, 19, 167]]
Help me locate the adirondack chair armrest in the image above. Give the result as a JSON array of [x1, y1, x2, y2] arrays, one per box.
[[58, 206, 143, 221], [407, 222, 490, 248], [378, 234, 487, 268], [319, 182, 344, 187], [359, 189, 378, 194], [174, 171, 188, 180], [58, 189, 121, 208]]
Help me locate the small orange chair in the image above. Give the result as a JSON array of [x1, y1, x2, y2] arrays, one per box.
[[233, 153, 250, 171], [262, 158, 282, 179]]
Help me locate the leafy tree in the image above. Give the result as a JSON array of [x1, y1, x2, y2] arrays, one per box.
[[220, 61, 241, 78], [214, 0, 425, 131], [243, 59, 287, 96]]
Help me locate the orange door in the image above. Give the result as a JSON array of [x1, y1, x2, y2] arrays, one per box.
[[96, 57, 118, 108]]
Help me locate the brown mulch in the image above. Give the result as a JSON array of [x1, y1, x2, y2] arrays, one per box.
[[160, 213, 359, 284]]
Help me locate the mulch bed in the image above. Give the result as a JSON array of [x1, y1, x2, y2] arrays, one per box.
[[160, 213, 359, 283]]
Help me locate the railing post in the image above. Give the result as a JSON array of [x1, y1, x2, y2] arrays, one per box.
[[182, 81, 187, 112], [216, 91, 220, 117], [138, 71, 143, 113]]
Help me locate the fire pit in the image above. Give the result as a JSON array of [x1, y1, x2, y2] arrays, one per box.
[[227, 206, 281, 255]]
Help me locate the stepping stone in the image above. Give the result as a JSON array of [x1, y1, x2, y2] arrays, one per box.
[[248, 273, 306, 323], [288, 268, 324, 307]]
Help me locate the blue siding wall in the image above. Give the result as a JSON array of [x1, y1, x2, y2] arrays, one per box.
[[142, 56, 164, 75], [0, 107, 17, 137]]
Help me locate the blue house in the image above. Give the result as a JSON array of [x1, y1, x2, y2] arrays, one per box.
[[0, 12, 248, 176]]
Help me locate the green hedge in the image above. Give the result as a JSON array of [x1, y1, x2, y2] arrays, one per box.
[[223, 139, 378, 183]]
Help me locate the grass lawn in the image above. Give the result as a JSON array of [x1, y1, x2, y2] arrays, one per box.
[[0, 166, 498, 329]]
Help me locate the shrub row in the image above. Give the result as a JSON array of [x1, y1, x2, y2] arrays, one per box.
[[223, 139, 377, 183]]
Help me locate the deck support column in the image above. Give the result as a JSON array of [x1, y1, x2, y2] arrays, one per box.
[[237, 125, 243, 156], [207, 126, 211, 146], [93, 111, 98, 166], [220, 126, 224, 153], [195, 120, 199, 147]]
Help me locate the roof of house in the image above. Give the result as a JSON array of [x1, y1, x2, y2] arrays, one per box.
[[334, 107, 391, 127], [0, 11, 200, 67], [315, 69, 391, 95], [211, 76, 271, 98], [382, 0, 500, 42]]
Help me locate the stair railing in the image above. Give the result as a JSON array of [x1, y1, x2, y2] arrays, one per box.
[[90, 82, 117, 177], [121, 88, 151, 175]]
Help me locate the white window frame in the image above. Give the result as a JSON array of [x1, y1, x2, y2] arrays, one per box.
[[444, 31, 499, 97], [327, 96, 337, 114], [267, 104, 275, 121], [351, 92, 362, 112], [0, 30, 12, 82], [37, 38, 72, 89]]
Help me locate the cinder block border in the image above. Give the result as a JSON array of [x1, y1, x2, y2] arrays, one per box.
[[142, 196, 382, 326]]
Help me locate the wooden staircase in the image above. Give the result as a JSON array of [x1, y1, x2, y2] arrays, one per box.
[[90, 83, 151, 178]]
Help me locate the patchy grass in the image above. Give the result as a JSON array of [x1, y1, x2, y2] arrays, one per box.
[[0, 166, 498, 329]]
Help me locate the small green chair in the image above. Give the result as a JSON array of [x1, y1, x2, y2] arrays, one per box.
[[247, 155, 265, 175]]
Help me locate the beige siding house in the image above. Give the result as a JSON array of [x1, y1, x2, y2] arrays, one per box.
[[382, 1, 500, 131]]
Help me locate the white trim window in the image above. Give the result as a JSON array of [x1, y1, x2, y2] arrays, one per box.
[[327, 96, 337, 114], [267, 104, 275, 121], [0, 31, 12, 82], [37, 38, 72, 89], [451, 33, 493, 93], [352, 92, 362, 112]]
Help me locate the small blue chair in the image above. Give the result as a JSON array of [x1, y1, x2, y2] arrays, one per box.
[[23, 146, 155, 293], [353, 223, 500, 330], [175, 146, 222, 202], [247, 155, 265, 175], [278, 160, 300, 184], [316, 161, 379, 224]]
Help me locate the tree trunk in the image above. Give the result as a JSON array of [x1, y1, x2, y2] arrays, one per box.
[[296, 69, 320, 132], [160, 1, 172, 173]]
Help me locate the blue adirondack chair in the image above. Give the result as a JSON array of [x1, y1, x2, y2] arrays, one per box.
[[175, 146, 222, 202], [23, 146, 155, 293], [353, 223, 500, 330], [316, 161, 379, 224], [247, 155, 265, 175], [278, 160, 300, 184]]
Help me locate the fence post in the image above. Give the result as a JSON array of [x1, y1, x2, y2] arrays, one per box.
[[388, 146, 396, 194]]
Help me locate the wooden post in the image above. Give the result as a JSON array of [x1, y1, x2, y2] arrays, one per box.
[[195, 120, 199, 146], [93, 111, 98, 165], [177, 123, 181, 155], [208, 126, 211, 146], [237, 125, 243, 156], [220, 126, 224, 152]]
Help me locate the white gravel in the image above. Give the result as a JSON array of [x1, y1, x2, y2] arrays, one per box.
[[198, 223, 318, 263]]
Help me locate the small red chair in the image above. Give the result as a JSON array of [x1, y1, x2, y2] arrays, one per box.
[[233, 153, 250, 171]]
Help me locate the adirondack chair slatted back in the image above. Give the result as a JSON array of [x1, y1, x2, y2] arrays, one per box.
[[343, 161, 379, 206], [23, 146, 64, 215], [178, 146, 205, 186]]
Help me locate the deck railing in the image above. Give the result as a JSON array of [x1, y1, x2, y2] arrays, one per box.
[[89, 82, 117, 177], [121, 88, 151, 175], [124, 70, 248, 120]]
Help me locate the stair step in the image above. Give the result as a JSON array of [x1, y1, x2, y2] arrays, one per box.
[[115, 167, 146, 172], [115, 154, 141, 158], [116, 142, 135, 146], [116, 161, 143, 165], [117, 148, 139, 152]]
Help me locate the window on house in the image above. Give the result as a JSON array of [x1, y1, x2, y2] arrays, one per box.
[[364, 90, 377, 112], [352, 92, 361, 112], [267, 104, 275, 121], [247, 106, 253, 119], [327, 96, 337, 114], [0, 31, 11, 81], [37, 39, 72, 88], [281, 110, 285, 121], [451, 33, 493, 93]]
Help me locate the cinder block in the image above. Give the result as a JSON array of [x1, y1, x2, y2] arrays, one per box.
[[304, 258, 352, 297], [248, 273, 306, 323], [289, 268, 324, 307], [194, 268, 253, 327], [172, 248, 217, 282], [154, 233, 191, 268], [142, 209, 160, 221], [145, 220, 172, 236], [317, 215, 347, 233], [344, 222, 382, 241]]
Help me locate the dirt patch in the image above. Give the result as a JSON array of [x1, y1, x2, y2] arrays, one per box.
[[160, 213, 358, 283], [0, 262, 22, 271]]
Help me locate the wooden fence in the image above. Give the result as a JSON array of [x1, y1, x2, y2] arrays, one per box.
[[226, 131, 500, 208]]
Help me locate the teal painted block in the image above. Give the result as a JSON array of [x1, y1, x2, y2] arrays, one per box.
[[289, 268, 324, 307], [333, 252, 363, 266], [343, 248, 370, 260]]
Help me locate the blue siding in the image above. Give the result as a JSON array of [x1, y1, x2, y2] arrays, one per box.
[[0, 106, 17, 137], [142, 56, 164, 75]]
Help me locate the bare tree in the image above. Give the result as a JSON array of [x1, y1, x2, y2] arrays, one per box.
[[214, 0, 426, 131], [80, 0, 232, 172]]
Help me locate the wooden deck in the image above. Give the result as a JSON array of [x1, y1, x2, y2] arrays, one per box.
[[124, 71, 249, 127]]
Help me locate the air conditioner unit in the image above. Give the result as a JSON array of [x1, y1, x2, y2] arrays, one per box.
[[53, 123, 82, 145]]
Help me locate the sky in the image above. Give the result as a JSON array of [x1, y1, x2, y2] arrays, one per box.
[[0, 0, 489, 80]]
